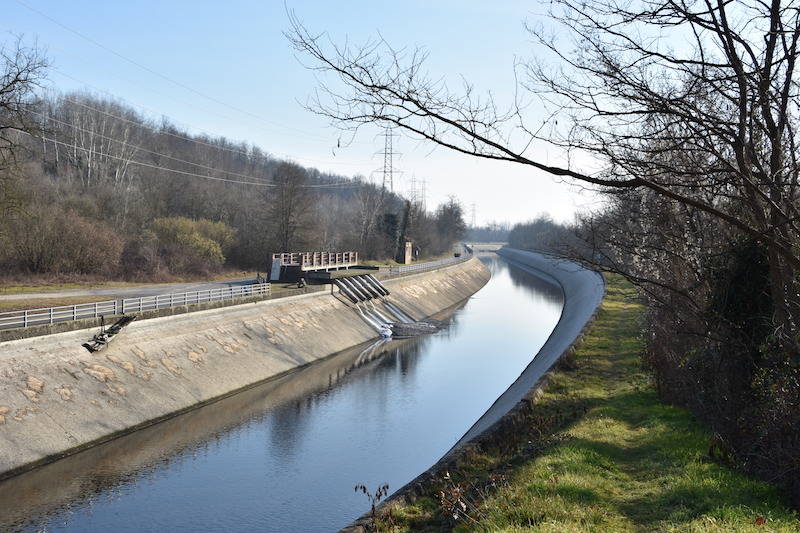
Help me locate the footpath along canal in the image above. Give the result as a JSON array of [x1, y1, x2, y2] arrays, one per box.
[[0, 255, 568, 532]]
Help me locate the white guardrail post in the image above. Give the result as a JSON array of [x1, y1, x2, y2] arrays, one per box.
[[0, 282, 272, 331]]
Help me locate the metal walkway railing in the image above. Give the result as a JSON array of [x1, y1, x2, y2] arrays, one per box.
[[0, 247, 473, 331], [387, 251, 471, 274], [272, 251, 359, 271], [0, 283, 271, 330]]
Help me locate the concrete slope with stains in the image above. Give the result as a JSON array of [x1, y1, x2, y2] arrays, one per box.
[[0, 257, 490, 480]]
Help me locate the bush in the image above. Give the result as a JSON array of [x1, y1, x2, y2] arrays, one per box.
[[4, 206, 122, 275], [120, 230, 165, 280], [151, 217, 236, 275], [194, 219, 236, 254]]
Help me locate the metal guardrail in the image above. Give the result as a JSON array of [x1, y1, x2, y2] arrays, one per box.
[[0, 283, 271, 330], [387, 251, 471, 274], [272, 251, 359, 271], [1, 249, 470, 331]]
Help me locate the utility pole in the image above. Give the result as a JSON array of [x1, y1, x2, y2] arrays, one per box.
[[373, 127, 400, 193]]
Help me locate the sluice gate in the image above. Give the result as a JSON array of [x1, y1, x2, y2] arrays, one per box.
[[331, 275, 438, 339], [269, 249, 442, 339], [333, 275, 389, 304]]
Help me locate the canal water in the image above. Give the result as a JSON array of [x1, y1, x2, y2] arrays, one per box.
[[0, 256, 563, 532]]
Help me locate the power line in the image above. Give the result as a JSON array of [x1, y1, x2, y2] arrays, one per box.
[[20, 130, 359, 189], [40, 135, 275, 186], [13, 0, 338, 144], [33, 109, 276, 185], [48, 69, 262, 157], [47, 79, 370, 169], [6, 12, 378, 170]]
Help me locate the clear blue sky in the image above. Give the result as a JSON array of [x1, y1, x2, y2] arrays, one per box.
[[4, 0, 597, 225]]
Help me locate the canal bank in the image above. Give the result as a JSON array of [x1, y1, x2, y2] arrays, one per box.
[[373, 272, 800, 532], [344, 248, 605, 531], [0, 257, 490, 481], [0, 255, 563, 532]]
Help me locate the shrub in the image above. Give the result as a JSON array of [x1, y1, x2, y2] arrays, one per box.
[[120, 230, 165, 280], [5, 206, 122, 275], [150, 216, 236, 275]]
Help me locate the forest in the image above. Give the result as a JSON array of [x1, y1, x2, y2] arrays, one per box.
[[0, 41, 466, 282]]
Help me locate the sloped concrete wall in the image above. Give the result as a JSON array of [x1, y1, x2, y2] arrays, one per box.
[[455, 248, 604, 445], [344, 249, 604, 533], [0, 257, 490, 480]]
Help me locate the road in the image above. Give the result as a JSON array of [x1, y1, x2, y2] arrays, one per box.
[[0, 278, 255, 301]]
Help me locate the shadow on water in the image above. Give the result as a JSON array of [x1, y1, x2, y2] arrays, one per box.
[[482, 254, 563, 304], [0, 302, 465, 532], [0, 254, 563, 533]]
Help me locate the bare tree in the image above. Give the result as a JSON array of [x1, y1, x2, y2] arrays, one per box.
[[0, 37, 47, 217], [269, 161, 313, 252], [286, 1, 800, 350]]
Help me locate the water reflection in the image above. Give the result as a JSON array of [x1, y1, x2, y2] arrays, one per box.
[[0, 304, 463, 532], [485, 255, 563, 304], [1, 255, 563, 533]]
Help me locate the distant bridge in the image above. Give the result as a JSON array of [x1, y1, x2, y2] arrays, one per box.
[[469, 242, 506, 253]]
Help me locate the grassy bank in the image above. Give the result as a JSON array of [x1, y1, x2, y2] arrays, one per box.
[[377, 276, 798, 532], [0, 270, 258, 295]]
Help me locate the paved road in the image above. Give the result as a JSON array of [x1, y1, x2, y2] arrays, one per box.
[[0, 278, 255, 301]]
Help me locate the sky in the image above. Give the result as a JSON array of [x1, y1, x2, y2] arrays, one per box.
[[3, 0, 599, 226]]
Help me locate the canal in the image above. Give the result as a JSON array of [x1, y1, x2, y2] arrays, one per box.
[[0, 255, 564, 532]]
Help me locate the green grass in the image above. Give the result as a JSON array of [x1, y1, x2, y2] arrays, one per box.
[[379, 276, 798, 532]]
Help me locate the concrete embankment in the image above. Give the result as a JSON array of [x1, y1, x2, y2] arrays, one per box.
[[455, 248, 604, 445], [343, 248, 604, 532], [0, 257, 490, 480], [0, 332, 437, 528]]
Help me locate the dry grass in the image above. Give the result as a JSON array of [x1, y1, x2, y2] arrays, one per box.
[[0, 296, 106, 313], [0, 270, 258, 295]]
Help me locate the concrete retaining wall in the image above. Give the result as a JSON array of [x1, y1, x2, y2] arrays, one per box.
[[455, 248, 604, 445], [0, 257, 490, 480], [343, 249, 604, 532]]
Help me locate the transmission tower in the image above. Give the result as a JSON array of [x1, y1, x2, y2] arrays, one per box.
[[372, 128, 401, 193], [470, 203, 477, 228], [408, 175, 418, 205]]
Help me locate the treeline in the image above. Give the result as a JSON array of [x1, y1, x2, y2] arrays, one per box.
[[466, 221, 509, 242], [508, 201, 800, 506], [508, 216, 578, 255], [0, 78, 465, 279]]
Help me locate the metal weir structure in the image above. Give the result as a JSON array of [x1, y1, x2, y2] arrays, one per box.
[[0, 251, 470, 333]]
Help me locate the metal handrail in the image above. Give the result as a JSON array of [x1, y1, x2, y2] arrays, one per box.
[[272, 251, 359, 270], [388, 248, 472, 274], [1, 248, 468, 331], [0, 282, 271, 331]]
